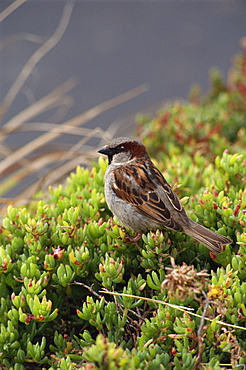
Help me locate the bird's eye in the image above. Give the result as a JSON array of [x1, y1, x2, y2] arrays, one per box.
[[110, 145, 125, 156], [115, 145, 124, 153]]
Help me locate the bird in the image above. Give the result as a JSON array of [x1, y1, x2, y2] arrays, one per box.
[[98, 137, 232, 254]]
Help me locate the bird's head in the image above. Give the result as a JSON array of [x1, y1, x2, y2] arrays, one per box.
[[98, 137, 148, 165]]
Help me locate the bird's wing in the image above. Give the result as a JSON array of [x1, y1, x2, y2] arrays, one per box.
[[112, 160, 187, 232]]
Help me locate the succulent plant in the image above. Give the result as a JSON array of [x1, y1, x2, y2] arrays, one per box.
[[1, 41, 246, 370]]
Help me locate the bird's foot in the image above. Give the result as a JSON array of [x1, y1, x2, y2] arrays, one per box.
[[122, 228, 142, 245]]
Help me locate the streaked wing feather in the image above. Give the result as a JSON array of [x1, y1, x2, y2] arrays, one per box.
[[112, 160, 185, 232], [149, 165, 182, 212]]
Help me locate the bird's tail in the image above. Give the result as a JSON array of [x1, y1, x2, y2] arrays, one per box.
[[183, 220, 232, 254]]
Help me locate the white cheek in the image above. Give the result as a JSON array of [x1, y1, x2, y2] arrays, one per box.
[[110, 162, 123, 166]]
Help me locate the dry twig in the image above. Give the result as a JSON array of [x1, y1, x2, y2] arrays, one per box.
[[0, 0, 27, 23], [0, 1, 148, 216], [0, 1, 74, 120]]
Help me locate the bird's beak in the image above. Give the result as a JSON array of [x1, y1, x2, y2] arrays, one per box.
[[98, 145, 111, 156], [98, 145, 114, 164]]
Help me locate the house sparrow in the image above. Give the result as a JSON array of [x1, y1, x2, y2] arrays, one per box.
[[98, 137, 232, 254]]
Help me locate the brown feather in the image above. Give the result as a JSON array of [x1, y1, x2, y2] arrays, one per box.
[[112, 158, 185, 232], [99, 137, 233, 254], [112, 157, 232, 253]]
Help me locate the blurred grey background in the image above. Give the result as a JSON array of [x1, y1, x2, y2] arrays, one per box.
[[1, 1, 246, 136]]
